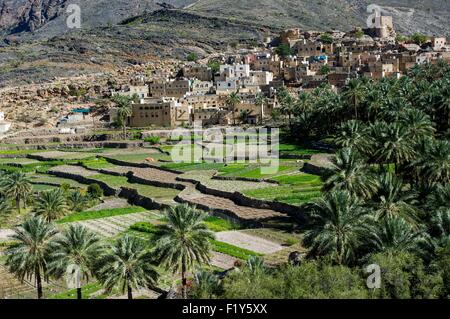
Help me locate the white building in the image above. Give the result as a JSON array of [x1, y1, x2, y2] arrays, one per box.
[[111, 85, 149, 99], [0, 112, 11, 134], [219, 64, 251, 79]]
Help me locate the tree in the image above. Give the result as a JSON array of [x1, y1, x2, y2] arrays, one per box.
[[400, 108, 435, 142], [239, 109, 252, 124], [66, 190, 89, 212], [0, 195, 12, 217], [371, 172, 419, 226], [187, 52, 198, 62], [155, 204, 215, 299], [277, 87, 295, 128], [49, 225, 102, 299], [111, 95, 133, 138], [0, 172, 32, 213], [87, 183, 103, 199], [367, 217, 427, 254], [34, 189, 68, 222], [255, 93, 268, 125], [5, 217, 58, 299], [225, 92, 241, 126], [343, 79, 366, 119], [303, 191, 369, 265], [96, 235, 158, 299], [274, 43, 293, 58], [334, 120, 373, 155], [413, 139, 450, 185], [368, 251, 443, 299], [411, 33, 428, 45], [370, 122, 416, 172], [324, 148, 378, 199], [190, 270, 221, 299]]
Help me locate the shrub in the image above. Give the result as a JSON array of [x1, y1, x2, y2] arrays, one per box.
[[187, 52, 198, 62], [87, 183, 103, 199], [129, 222, 160, 234], [144, 135, 161, 145]]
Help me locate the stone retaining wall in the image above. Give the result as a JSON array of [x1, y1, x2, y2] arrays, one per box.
[[102, 156, 183, 174], [176, 176, 307, 223], [48, 170, 117, 196], [301, 162, 334, 177]]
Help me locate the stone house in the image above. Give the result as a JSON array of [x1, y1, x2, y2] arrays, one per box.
[[182, 64, 213, 81], [111, 85, 149, 99], [128, 98, 189, 127], [149, 79, 191, 98]]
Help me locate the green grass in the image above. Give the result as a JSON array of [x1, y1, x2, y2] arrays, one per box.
[[90, 174, 180, 200], [129, 222, 161, 235], [57, 206, 146, 224], [49, 282, 105, 299], [32, 184, 58, 192], [210, 240, 263, 260], [242, 173, 323, 205], [279, 143, 321, 156], [81, 157, 114, 170], [204, 216, 241, 232], [0, 149, 42, 155]]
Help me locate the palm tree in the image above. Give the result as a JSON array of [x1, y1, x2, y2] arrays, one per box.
[[277, 87, 295, 128], [5, 216, 58, 299], [112, 95, 133, 138], [225, 92, 241, 126], [413, 139, 450, 185], [49, 225, 102, 299], [0, 195, 12, 216], [400, 108, 435, 142], [334, 120, 373, 156], [367, 217, 427, 254], [343, 79, 366, 119], [96, 235, 158, 299], [255, 93, 267, 124], [34, 188, 68, 222], [324, 148, 378, 199], [191, 270, 221, 299], [239, 109, 252, 124], [370, 122, 416, 173], [303, 191, 368, 265], [371, 172, 419, 226], [66, 190, 88, 212], [155, 204, 215, 299], [0, 172, 32, 213]]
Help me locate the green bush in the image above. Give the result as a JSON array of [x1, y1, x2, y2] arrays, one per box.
[[144, 135, 161, 145], [204, 216, 241, 232], [130, 222, 160, 234], [87, 183, 103, 199]]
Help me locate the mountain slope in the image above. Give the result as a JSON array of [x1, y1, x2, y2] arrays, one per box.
[[187, 0, 450, 35], [0, 0, 197, 38]]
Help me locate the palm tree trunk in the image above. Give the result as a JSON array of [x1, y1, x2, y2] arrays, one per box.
[[35, 268, 43, 299], [127, 285, 133, 300], [16, 195, 21, 214], [77, 287, 82, 300], [181, 262, 187, 299]]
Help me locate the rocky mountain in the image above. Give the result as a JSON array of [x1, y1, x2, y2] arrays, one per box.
[[0, 1, 449, 88], [1, 0, 449, 40], [187, 0, 450, 35], [0, 0, 196, 38]]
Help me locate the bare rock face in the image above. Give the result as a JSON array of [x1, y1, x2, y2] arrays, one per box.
[[0, 0, 65, 33]]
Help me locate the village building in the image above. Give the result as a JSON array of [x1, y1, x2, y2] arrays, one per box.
[[128, 98, 189, 127], [111, 85, 149, 99], [182, 64, 214, 81], [149, 79, 191, 98]]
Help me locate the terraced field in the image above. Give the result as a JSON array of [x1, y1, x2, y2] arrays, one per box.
[[67, 211, 161, 237], [242, 173, 323, 205]]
